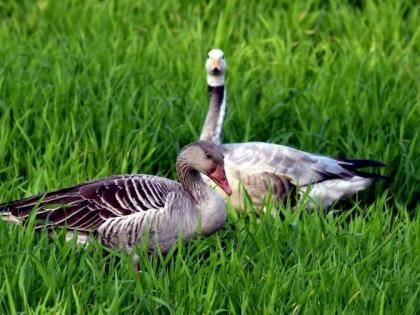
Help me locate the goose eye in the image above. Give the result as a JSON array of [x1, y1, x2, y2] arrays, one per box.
[[221, 55, 224, 59], [206, 153, 212, 159]]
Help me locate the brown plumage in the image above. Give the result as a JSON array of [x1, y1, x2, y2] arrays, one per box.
[[0, 141, 232, 262]]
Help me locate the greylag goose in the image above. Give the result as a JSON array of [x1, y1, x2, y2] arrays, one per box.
[[0, 141, 232, 270], [200, 49, 385, 210]]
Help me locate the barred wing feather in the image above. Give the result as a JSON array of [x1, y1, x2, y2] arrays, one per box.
[[0, 175, 181, 231]]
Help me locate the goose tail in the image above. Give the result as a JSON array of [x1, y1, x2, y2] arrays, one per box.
[[0, 203, 20, 223], [339, 159, 390, 181], [0, 202, 10, 213], [340, 159, 385, 169]]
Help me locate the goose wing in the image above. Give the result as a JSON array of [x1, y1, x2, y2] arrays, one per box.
[[0, 175, 180, 232], [222, 142, 355, 186]]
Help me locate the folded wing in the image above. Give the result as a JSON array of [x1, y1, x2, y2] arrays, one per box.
[[0, 175, 180, 232], [222, 142, 383, 186]]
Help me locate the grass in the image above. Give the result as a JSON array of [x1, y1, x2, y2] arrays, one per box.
[[0, 0, 419, 313]]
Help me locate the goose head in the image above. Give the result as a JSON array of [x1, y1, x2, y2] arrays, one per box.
[[206, 49, 226, 87], [178, 141, 232, 196]]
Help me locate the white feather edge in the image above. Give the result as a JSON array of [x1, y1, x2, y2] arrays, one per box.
[[0, 212, 20, 224]]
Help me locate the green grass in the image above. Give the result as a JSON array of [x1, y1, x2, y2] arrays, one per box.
[[0, 0, 419, 313]]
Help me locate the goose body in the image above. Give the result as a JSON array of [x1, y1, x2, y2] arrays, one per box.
[[0, 141, 232, 255], [200, 49, 385, 210]]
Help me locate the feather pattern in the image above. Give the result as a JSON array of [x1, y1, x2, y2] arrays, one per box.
[[0, 141, 229, 254], [218, 142, 383, 208], [2, 175, 178, 231]]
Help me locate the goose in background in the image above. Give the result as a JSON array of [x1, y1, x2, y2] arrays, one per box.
[[200, 48, 385, 210], [0, 141, 232, 271]]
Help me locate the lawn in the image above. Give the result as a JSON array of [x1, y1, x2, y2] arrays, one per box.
[[0, 0, 419, 313]]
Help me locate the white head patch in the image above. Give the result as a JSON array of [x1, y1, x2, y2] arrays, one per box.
[[208, 49, 225, 59]]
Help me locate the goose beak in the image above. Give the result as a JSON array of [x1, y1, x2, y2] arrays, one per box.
[[211, 58, 221, 71], [209, 165, 232, 196]]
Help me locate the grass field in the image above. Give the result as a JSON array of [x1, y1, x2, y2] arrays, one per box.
[[0, 0, 419, 313]]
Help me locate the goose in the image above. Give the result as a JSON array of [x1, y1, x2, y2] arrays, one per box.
[[0, 141, 232, 271], [200, 49, 385, 210]]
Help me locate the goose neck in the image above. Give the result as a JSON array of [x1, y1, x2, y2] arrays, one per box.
[[176, 159, 208, 203], [207, 74, 225, 87], [199, 84, 226, 145]]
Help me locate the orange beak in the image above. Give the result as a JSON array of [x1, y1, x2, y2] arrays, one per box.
[[211, 58, 221, 69], [208, 165, 232, 196]]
